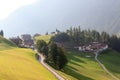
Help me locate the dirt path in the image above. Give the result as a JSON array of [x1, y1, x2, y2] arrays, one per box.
[[95, 51, 120, 80], [35, 50, 65, 80]]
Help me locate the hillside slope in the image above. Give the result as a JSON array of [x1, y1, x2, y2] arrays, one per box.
[[98, 49, 120, 79], [57, 51, 116, 80], [0, 37, 57, 80], [34, 35, 120, 80], [0, 36, 16, 50]]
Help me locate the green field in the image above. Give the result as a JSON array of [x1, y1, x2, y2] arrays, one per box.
[[0, 36, 16, 50], [35, 34, 53, 43], [0, 48, 57, 80], [98, 49, 120, 79], [34, 35, 120, 80], [57, 51, 117, 80], [0, 36, 57, 80]]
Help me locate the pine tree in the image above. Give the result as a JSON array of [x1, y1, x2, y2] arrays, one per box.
[[0, 30, 4, 37], [101, 31, 110, 43]]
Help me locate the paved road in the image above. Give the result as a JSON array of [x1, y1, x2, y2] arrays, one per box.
[[34, 50, 65, 80], [94, 51, 120, 80]]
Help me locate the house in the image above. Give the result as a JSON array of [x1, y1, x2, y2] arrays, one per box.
[[21, 34, 34, 48], [10, 36, 22, 46], [77, 42, 108, 52]]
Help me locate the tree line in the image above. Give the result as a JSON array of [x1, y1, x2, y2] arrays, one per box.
[[51, 26, 120, 52], [52, 26, 109, 44]]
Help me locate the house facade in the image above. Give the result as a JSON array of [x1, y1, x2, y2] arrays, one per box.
[[21, 34, 34, 48], [77, 42, 108, 53]]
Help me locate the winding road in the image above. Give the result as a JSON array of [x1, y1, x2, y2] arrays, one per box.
[[34, 50, 65, 80], [94, 51, 120, 80]]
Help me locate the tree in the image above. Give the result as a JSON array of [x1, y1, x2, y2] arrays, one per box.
[[69, 26, 73, 37], [47, 42, 58, 66], [109, 35, 120, 52], [0, 30, 4, 37], [101, 31, 110, 43], [78, 26, 81, 43], [47, 42, 68, 69], [56, 47, 68, 69], [36, 40, 47, 53], [41, 45, 48, 57], [45, 32, 48, 35], [91, 30, 100, 42], [51, 32, 69, 43]]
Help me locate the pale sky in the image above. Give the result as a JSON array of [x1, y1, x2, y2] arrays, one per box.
[[0, 0, 37, 20]]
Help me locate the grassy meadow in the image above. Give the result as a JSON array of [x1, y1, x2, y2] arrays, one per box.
[[57, 51, 116, 80], [34, 35, 120, 80], [0, 48, 57, 80], [98, 49, 120, 79], [35, 34, 53, 43], [0, 36, 16, 50], [0, 36, 57, 80]]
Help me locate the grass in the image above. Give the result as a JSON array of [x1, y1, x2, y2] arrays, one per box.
[[0, 48, 57, 80], [0, 36, 16, 50], [0, 36, 57, 80], [0, 36, 16, 47], [57, 51, 116, 80], [98, 49, 120, 79], [35, 34, 54, 43], [34, 35, 120, 80]]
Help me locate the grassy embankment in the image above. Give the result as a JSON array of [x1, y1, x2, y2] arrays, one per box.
[[0, 36, 57, 80]]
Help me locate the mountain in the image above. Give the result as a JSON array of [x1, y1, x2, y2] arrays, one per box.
[[0, 0, 120, 37]]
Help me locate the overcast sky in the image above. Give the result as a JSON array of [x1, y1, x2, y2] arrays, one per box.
[[0, 0, 120, 38], [0, 0, 37, 20]]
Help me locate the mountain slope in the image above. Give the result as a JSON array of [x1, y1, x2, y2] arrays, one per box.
[[0, 48, 57, 80], [1, 0, 120, 37], [0, 36, 57, 80]]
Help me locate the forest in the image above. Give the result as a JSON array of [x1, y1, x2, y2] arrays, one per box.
[[51, 26, 120, 52]]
